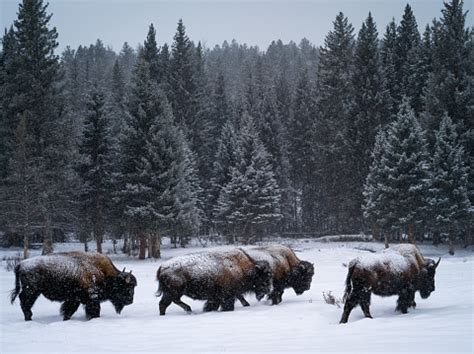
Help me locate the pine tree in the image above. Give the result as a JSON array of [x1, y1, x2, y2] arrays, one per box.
[[209, 121, 241, 228], [77, 86, 114, 253], [346, 12, 389, 231], [288, 69, 317, 230], [396, 4, 420, 107], [215, 114, 281, 242], [428, 115, 470, 254], [363, 129, 393, 247], [118, 41, 136, 85], [315, 12, 355, 233], [174, 137, 204, 246], [141, 23, 160, 82], [170, 19, 196, 129], [385, 98, 430, 243], [117, 58, 161, 259], [0, 0, 74, 254], [381, 19, 400, 118]]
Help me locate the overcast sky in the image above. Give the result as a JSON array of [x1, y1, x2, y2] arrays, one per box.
[[1, 0, 472, 53]]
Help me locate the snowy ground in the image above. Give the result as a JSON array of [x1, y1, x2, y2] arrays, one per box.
[[0, 239, 472, 353]]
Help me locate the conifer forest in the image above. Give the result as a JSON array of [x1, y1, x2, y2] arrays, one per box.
[[0, 0, 472, 259]]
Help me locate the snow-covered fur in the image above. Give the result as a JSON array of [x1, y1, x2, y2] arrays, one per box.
[[156, 248, 273, 315], [340, 244, 440, 323], [10, 252, 137, 321], [243, 245, 314, 305]]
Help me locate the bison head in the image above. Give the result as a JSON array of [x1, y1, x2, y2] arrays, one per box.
[[251, 261, 273, 301], [290, 261, 314, 295], [418, 258, 440, 299], [110, 269, 137, 314]]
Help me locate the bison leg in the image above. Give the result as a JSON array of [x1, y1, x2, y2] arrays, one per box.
[[85, 301, 101, 319], [236, 295, 250, 307], [269, 291, 283, 305], [340, 297, 357, 324], [360, 290, 372, 319], [159, 292, 173, 315], [19, 289, 40, 321], [203, 299, 220, 312], [61, 300, 80, 321], [221, 297, 235, 312], [173, 298, 192, 313], [396, 289, 414, 314]]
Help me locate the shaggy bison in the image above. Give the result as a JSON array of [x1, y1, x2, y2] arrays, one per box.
[[241, 244, 314, 305], [156, 248, 273, 315], [11, 252, 137, 321], [340, 244, 440, 323]]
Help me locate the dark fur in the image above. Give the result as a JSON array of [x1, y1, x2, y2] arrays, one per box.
[[340, 246, 440, 323], [156, 249, 273, 315], [10, 252, 137, 321], [243, 245, 315, 305]]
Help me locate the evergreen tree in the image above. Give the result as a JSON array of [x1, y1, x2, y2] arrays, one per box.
[[118, 41, 136, 85], [395, 4, 420, 106], [363, 129, 394, 247], [77, 86, 114, 253], [315, 12, 355, 233], [117, 58, 161, 259], [288, 69, 317, 230], [428, 115, 470, 254], [346, 13, 389, 231], [215, 114, 281, 242], [0, 0, 74, 254], [385, 98, 430, 243], [170, 19, 196, 129], [157, 43, 171, 95], [209, 121, 241, 228], [142, 23, 160, 82], [174, 137, 204, 246], [381, 19, 400, 118]]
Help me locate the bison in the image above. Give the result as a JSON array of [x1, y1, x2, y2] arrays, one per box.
[[340, 244, 440, 323], [10, 252, 137, 321], [156, 248, 273, 315], [240, 244, 314, 305]]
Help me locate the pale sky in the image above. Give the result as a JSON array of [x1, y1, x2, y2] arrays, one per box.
[[1, 0, 472, 53]]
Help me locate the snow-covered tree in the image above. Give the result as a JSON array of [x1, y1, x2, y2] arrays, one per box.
[[428, 115, 470, 254], [77, 86, 114, 253], [215, 114, 281, 242], [346, 12, 390, 231], [384, 98, 430, 243]]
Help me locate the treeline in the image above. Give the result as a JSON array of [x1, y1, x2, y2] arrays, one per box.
[[0, 0, 472, 258]]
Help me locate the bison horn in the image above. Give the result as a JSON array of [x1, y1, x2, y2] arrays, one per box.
[[435, 257, 441, 268], [122, 267, 126, 272], [129, 270, 132, 275]]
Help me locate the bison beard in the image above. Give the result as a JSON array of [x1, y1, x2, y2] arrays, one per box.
[[10, 252, 137, 321], [339, 244, 440, 324], [156, 249, 273, 315]]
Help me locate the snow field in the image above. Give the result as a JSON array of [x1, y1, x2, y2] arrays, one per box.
[[0, 241, 472, 353]]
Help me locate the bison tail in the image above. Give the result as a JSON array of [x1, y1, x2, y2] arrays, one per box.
[[10, 264, 21, 304], [342, 264, 355, 303]]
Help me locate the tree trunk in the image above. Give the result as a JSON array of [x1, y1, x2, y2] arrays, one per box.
[[464, 223, 471, 248], [138, 232, 147, 260], [150, 231, 161, 259], [95, 233, 103, 254], [384, 231, 389, 249], [372, 223, 380, 241], [432, 229, 441, 246], [42, 213, 53, 255], [23, 232, 29, 259], [148, 234, 153, 258], [448, 228, 455, 255], [122, 235, 129, 254], [408, 223, 416, 245]]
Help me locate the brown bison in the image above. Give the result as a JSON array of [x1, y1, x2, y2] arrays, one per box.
[[10, 252, 137, 321], [156, 248, 273, 315], [237, 244, 314, 306], [340, 244, 440, 323]]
